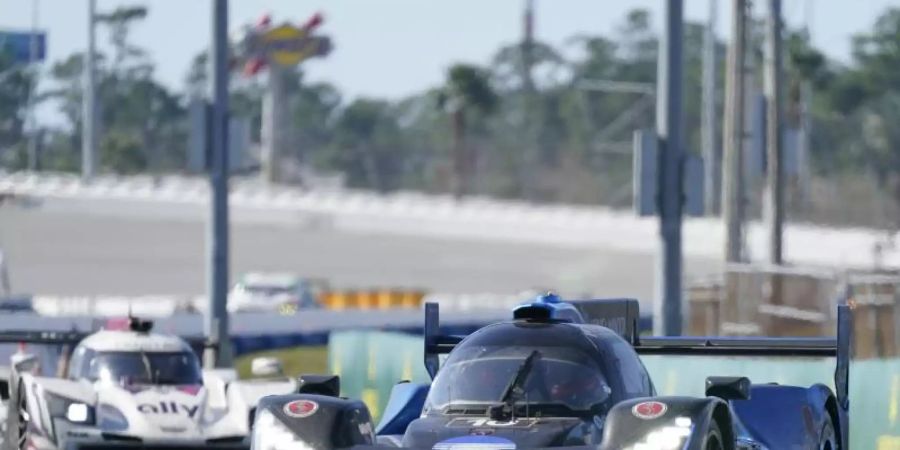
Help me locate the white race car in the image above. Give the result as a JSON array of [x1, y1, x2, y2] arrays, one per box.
[[227, 273, 322, 313], [4, 318, 297, 450]]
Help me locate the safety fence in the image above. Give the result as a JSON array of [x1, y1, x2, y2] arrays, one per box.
[[687, 263, 900, 359], [328, 329, 900, 449]]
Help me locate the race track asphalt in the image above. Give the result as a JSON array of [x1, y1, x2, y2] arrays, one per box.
[[0, 197, 719, 303]]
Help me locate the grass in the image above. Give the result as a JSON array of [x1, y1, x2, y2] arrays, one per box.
[[234, 345, 329, 379]]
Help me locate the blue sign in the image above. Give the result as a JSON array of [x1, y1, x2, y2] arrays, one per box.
[[0, 31, 47, 63]]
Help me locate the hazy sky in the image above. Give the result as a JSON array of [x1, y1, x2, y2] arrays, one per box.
[[1, 0, 897, 103]]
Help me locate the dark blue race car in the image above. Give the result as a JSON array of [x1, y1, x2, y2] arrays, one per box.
[[252, 295, 851, 450]]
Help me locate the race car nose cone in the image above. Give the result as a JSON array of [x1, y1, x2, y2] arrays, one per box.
[[433, 436, 517, 450]]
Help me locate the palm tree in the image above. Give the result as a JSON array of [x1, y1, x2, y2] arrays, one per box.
[[437, 64, 497, 197]]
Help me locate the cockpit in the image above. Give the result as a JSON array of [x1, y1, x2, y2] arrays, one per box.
[[423, 322, 616, 417], [68, 346, 203, 386]]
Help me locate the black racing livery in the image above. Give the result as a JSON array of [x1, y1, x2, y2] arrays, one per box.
[[252, 295, 851, 450]]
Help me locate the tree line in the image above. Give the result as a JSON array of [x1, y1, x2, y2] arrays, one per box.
[[2, 6, 900, 227]]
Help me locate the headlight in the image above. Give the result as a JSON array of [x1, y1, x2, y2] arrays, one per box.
[[66, 403, 90, 423], [251, 409, 313, 450], [97, 404, 129, 431], [626, 417, 693, 450], [45, 392, 95, 425]]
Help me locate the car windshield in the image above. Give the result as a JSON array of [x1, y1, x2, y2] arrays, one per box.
[[88, 351, 203, 385], [424, 344, 612, 414], [241, 284, 295, 296]]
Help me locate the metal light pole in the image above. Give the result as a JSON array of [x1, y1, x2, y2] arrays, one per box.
[[764, 0, 785, 264], [654, 0, 684, 336], [205, 0, 231, 368], [82, 0, 97, 180]]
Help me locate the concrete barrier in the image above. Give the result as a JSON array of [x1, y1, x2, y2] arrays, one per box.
[[3, 171, 899, 268], [13, 290, 526, 317]]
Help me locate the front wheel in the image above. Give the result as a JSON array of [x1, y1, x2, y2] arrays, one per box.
[[819, 414, 837, 450], [703, 418, 724, 450]]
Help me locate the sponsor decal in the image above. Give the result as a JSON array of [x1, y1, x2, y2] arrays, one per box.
[[632, 401, 667, 420], [447, 418, 536, 429], [283, 399, 319, 418], [433, 436, 517, 450], [137, 401, 200, 418], [176, 385, 202, 396], [470, 428, 495, 436]]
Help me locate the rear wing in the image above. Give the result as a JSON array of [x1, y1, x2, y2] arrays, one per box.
[[423, 300, 851, 414], [0, 330, 86, 346], [635, 304, 851, 415], [0, 328, 213, 375], [0, 329, 211, 348]]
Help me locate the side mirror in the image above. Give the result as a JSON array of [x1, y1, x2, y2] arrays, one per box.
[[12, 352, 40, 375], [297, 374, 340, 397], [251, 357, 284, 378], [705, 376, 751, 401]]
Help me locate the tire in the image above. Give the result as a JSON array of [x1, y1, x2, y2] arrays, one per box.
[[703, 418, 724, 450], [819, 413, 837, 450]]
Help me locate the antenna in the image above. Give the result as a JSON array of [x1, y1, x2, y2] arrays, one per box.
[[126, 304, 153, 333]]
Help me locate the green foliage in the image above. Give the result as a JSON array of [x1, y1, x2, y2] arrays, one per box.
[[28, 3, 183, 175], [438, 64, 498, 115], [5, 3, 900, 223], [436, 64, 498, 196], [95, 5, 150, 73], [321, 99, 407, 191], [0, 51, 33, 155], [100, 129, 145, 173]]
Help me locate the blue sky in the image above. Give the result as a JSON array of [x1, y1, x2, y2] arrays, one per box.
[[1, 0, 897, 113]]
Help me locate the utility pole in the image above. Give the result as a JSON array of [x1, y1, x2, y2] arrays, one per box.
[[82, 0, 97, 180], [764, 0, 785, 264], [701, 0, 720, 215], [520, 0, 538, 200], [26, 0, 40, 171], [654, 0, 684, 336], [722, 0, 748, 263], [205, 0, 231, 369], [261, 66, 288, 184], [797, 80, 811, 200]]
